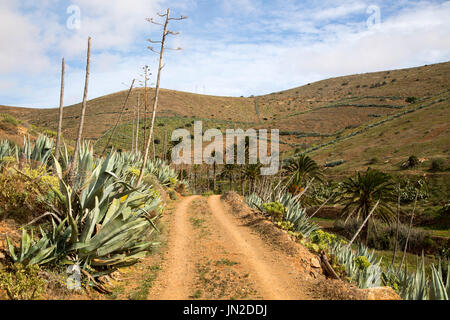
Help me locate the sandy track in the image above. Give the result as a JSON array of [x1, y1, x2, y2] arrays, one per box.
[[149, 196, 200, 300], [207, 195, 310, 300], [149, 195, 313, 300]]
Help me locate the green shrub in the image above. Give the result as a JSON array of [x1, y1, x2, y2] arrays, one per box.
[[167, 188, 178, 200], [440, 203, 450, 215], [0, 263, 46, 300], [402, 155, 420, 169], [354, 256, 371, 270], [406, 97, 417, 103], [0, 165, 59, 221], [263, 201, 287, 222], [399, 179, 428, 203], [126, 167, 141, 177], [324, 160, 345, 168], [275, 220, 294, 231], [302, 230, 341, 254], [430, 159, 446, 172], [334, 218, 431, 253], [201, 191, 214, 197], [1, 114, 20, 126], [310, 229, 337, 246], [41, 129, 57, 138]]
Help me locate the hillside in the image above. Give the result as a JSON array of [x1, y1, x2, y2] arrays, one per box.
[[0, 61, 449, 168], [308, 92, 450, 173]]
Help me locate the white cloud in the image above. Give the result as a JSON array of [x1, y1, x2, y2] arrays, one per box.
[[1, 0, 449, 107], [284, 1, 450, 75], [57, 0, 168, 58], [149, 1, 450, 99], [0, 2, 51, 73], [312, 2, 367, 20], [222, 0, 260, 15]]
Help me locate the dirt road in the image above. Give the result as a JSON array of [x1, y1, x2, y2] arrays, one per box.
[[149, 196, 200, 300], [148, 195, 315, 300]]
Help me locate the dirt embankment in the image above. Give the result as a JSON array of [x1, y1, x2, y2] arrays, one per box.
[[220, 192, 400, 300]]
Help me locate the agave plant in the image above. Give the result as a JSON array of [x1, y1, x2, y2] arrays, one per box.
[[0, 140, 14, 158], [117, 150, 142, 168], [246, 192, 318, 237], [329, 241, 382, 289], [245, 193, 265, 211], [278, 193, 318, 236], [22, 135, 54, 165], [66, 188, 161, 275], [383, 256, 449, 300], [430, 260, 449, 300], [146, 159, 177, 187], [57, 140, 77, 172], [6, 145, 163, 286], [6, 228, 57, 266], [0, 140, 18, 169]]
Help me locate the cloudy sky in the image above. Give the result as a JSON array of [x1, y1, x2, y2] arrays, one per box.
[[1, 0, 449, 108]]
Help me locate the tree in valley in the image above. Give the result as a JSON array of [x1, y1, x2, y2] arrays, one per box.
[[335, 168, 396, 245], [283, 155, 323, 195]]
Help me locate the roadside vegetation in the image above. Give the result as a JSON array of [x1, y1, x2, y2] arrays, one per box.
[[0, 135, 185, 299], [243, 155, 449, 300]]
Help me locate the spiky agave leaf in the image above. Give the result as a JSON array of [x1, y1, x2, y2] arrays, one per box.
[[329, 242, 382, 289], [6, 144, 163, 286], [6, 229, 57, 266], [429, 260, 449, 300]]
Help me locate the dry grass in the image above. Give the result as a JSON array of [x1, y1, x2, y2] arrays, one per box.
[[0, 61, 448, 168]]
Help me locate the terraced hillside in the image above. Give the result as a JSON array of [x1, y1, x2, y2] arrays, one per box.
[[0, 61, 449, 163], [307, 91, 450, 173]]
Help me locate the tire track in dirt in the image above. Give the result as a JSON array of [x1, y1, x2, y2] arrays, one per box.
[[187, 197, 262, 300], [150, 195, 312, 300], [148, 196, 200, 300], [207, 195, 311, 300]]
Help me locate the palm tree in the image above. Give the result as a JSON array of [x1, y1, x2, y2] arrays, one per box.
[[210, 150, 222, 192], [402, 155, 420, 169], [243, 163, 261, 194], [283, 155, 323, 194], [192, 164, 201, 194], [335, 168, 396, 245], [221, 164, 237, 191]]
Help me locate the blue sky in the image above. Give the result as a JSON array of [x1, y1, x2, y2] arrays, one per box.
[[0, 0, 449, 108]]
